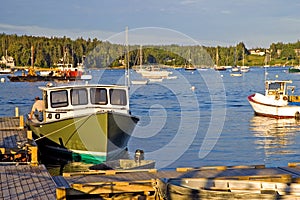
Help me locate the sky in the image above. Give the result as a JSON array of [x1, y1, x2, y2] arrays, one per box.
[[1, 0, 300, 48]]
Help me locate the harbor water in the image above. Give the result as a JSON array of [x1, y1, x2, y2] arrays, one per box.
[[1, 67, 300, 174]]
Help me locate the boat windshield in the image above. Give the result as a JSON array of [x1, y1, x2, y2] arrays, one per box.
[[90, 88, 108, 105], [71, 88, 88, 105], [110, 89, 127, 106], [50, 90, 69, 108], [267, 82, 285, 95], [269, 82, 281, 90]]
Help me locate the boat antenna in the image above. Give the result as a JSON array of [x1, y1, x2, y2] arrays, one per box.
[[125, 26, 130, 87], [264, 65, 268, 81]]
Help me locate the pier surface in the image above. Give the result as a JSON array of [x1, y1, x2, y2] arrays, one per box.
[[3, 113, 300, 199], [0, 114, 56, 199], [0, 164, 57, 199]]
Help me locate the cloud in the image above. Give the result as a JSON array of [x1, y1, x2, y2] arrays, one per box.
[[180, 0, 197, 5], [221, 10, 231, 14]]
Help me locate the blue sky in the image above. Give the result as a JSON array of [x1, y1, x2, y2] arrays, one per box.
[[1, 0, 300, 48]]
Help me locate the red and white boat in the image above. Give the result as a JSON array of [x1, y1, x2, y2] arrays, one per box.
[[248, 80, 300, 119]]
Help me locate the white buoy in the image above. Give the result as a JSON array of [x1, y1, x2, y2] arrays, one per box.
[[0, 78, 5, 83], [191, 86, 195, 91]]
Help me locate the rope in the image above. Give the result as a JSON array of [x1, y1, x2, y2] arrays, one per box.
[[34, 113, 95, 142]]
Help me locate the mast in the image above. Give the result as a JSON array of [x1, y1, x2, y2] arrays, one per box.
[[139, 45, 142, 67], [125, 26, 130, 87], [31, 46, 34, 68], [188, 48, 191, 68], [216, 47, 219, 66], [242, 49, 245, 66]]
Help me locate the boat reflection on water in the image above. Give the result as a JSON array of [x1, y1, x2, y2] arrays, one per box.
[[250, 116, 300, 157]]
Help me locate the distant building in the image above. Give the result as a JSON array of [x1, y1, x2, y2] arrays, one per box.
[[249, 49, 266, 56], [0, 56, 15, 67], [294, 49, 300, 56]]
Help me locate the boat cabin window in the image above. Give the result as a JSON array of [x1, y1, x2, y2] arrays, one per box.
[[71, 88, 88, 105], [268, 82, 284, 95], [110, 89, 127, 106], [268, 82, 281, 90], [50, 90, 68, 108], [90, 88, 108, 105]]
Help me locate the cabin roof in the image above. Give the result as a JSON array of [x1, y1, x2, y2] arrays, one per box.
[[39, 84, 128, 91], [265, 80, 292, 84]]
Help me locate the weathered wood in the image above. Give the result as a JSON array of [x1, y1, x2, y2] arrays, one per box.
[[71, 181, 155, 195], [63, 168, 158, 177], [0, 116, 38, 164], [0, 116, 24, 131], [0, 164, 57, 199]]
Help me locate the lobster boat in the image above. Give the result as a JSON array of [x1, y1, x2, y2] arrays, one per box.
[[248, 80, 300, 119], [26, 83, 139, 162]]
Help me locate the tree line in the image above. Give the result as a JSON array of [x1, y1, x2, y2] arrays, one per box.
[[1, 33, 300, 68]]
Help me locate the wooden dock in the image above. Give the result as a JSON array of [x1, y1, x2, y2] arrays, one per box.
[[0, 110, 57, 199], [0, 164, 57, 199], [0, 110, 38, 164], [53, 164, 300, 199], [3, 110, 300, 199]]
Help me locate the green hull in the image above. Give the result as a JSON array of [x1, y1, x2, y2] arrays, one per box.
[[27, 112, 138, 162], [288, 68, 300, 73]]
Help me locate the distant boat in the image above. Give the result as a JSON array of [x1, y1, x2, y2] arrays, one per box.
[[230, 72, 243, 77], [26, 83, 139, 162], [288, 66, 300, 73], [7, 71, 89, 82], [0, 50, 15, 74], [185, 66, 197, 71], [240, 49, 249, 73], [184, 49, 197, 71], [231, 66, 240, 72], [131, 80, 148, 85], [136, 65, 172, 79], [166, 76, 177, 79], [0, 67, 12, 74], [149, 78, 163, 82], [214, 47, 226, 71], [214, 66, 226, 71], [240, 66, 250, 73], [248, 80, 300, 119]]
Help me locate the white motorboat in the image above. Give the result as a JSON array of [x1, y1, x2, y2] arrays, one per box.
[[248, 80, 300, 119]]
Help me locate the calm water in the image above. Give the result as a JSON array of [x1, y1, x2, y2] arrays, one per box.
[[1, 67, 300, 174]]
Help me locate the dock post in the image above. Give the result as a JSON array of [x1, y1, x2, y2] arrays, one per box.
[[15, 107, 19, 117], [56, 187, 67, 200], [29, 146, 38, 166], [19, 115, 24, 129], [27, 130, 32, 140]]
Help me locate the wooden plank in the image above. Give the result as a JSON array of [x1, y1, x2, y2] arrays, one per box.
[[0, 164, 57, 199], [71, 181, 155, 195], [175, 164, 265, 172], [63, 168, 157, 177], [215, 174, 292, 183], [0, 116, 24, 131]]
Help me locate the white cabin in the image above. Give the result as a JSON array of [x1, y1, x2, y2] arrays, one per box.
[[40, 84, 130, 123]]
